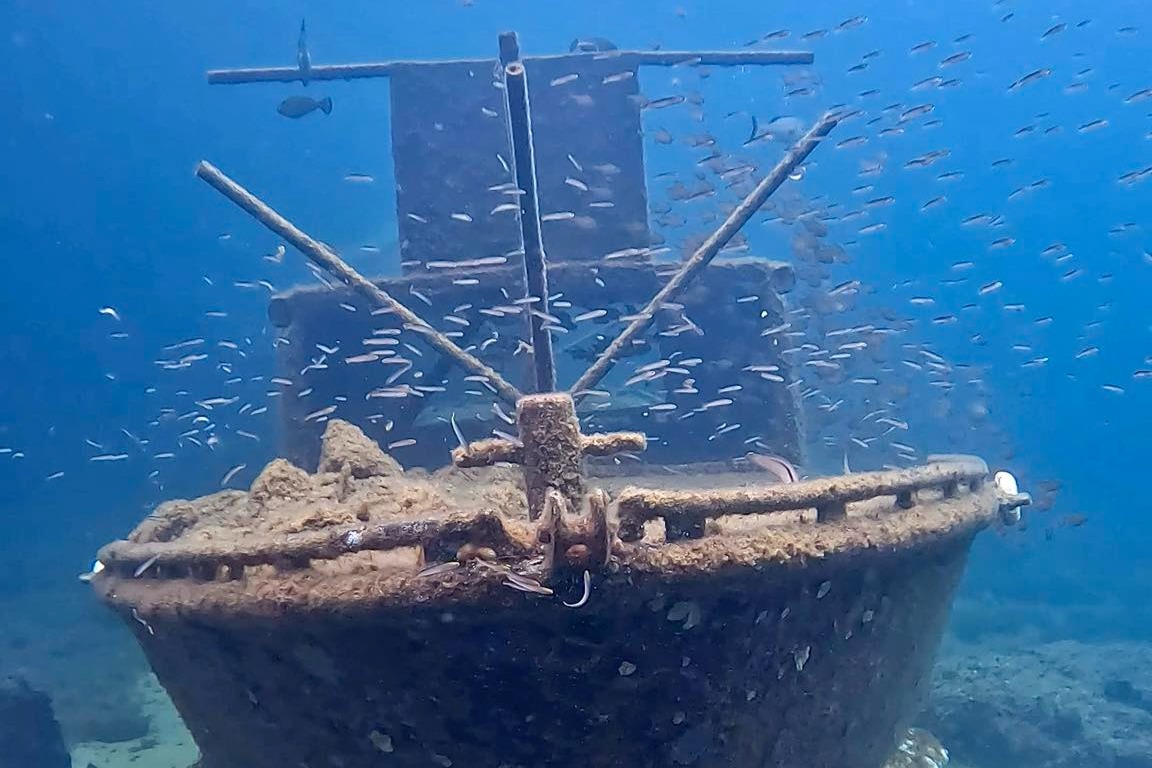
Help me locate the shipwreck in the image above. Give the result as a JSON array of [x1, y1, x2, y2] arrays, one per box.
[[89, 31, 1029, 768]]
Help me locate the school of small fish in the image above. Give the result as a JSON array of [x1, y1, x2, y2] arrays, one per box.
[[5, 4, 1137, 546]]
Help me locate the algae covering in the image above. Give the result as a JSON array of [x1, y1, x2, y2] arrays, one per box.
[[91, 420, 1011, 768]]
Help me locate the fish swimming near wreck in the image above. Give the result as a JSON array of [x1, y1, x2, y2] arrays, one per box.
[[277, 95, 332, 118], [569, 37, 618, 53], [745, 452, 800, 483]]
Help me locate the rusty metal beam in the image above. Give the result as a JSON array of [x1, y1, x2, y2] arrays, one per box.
[[195, 161, 523, 405], [499, 31, 556, 393], [568, 109, 841, 398], [206, 50, 815, 86]]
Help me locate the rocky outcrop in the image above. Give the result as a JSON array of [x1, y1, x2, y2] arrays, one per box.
[[921, 640, 1152, 768], [248, 459, 316, 506], [0, 677, 70, 768], [317, 420, 403, 479]]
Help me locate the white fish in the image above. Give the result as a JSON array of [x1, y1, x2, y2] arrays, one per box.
[[221, 464, 247, 486], [98, 307, 121, 321], [450, 413, 468, 451], [563, 570, 592, 609], [504, 573, 554, 596], [196, 397, 238, 409], [417, 561, 461, 578], [573, 309, 608, 322], [133, 554, 160, 578], [305, 405, 337, 422], [90, 453, 129, 462]]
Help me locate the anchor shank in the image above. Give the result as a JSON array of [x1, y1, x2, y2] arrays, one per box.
[[569, 109, 840, 397], [500, 33, 557, 393], [517, 394, 585, 519], [195, 161, 523, 405]]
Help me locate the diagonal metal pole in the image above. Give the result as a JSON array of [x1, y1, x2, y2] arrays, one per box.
[[568, 110, 841, 399], [195, 161, 523, 405]]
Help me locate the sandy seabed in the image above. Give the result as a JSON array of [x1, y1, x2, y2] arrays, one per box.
[[69, 675, 196, 768]]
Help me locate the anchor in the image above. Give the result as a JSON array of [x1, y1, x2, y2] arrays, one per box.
[[452, 391, 644, 576]]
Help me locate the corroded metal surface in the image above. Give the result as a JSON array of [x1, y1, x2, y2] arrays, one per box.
[[615, 458, 991, 541], [97, 511, 977, 768], [452, 393, 645, 519], [91, 419, 1015, 768], [389, 52, 651, 271]]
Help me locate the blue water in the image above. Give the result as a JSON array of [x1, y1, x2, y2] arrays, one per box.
[[2, 0, 1149, 765]]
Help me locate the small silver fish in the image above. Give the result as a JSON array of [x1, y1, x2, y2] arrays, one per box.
[[221, 463, 247, 486], [504, 573, 554, 596], [134, 555, 160, 578], [569, 37, 618, 53], [450, 413, 468, 451], [417, 561, 461, 578], [563, 571, 593, 609]]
